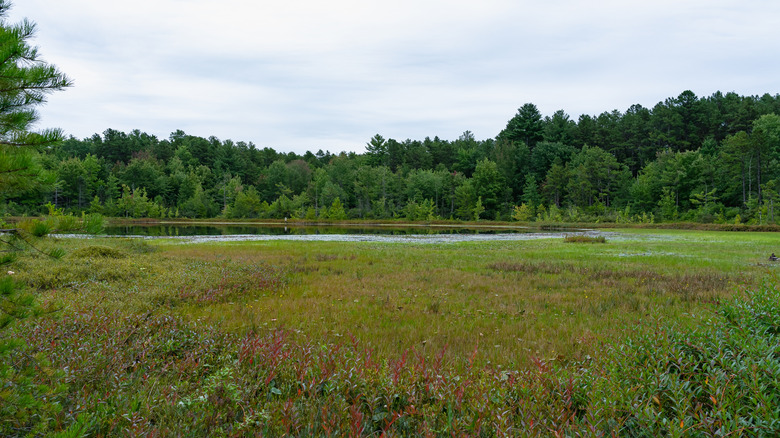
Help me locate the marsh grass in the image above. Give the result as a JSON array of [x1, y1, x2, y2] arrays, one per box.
[[19, 229, 766, 368], [563, 235, 606, 243], [488, 261, 732, 302], [174, 260, 286, 304], [5, 228, 780, 435]]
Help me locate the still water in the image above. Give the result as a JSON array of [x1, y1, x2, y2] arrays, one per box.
[[95, 223, 601, 244]]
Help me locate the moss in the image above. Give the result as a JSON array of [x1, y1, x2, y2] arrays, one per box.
[[117, 238, 157, 254]]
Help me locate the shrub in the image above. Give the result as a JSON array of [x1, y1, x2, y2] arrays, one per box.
[[587, 282, 780, 435], [563, 234, 606, 243], [9, 283, 780, 436]]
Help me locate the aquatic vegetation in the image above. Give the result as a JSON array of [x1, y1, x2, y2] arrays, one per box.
[[563, 234, 606, 243]]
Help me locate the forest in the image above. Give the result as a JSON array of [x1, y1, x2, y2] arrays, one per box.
[[8, 90, 780, 224]]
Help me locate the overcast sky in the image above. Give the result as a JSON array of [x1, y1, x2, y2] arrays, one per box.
[[8, 1, 780, 154]]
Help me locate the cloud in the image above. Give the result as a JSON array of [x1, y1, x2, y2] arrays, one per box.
[[7, 0, 780, 153]]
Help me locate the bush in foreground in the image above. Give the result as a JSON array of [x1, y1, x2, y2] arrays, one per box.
[[5, 281, 780, 436], [589, 282, 780, 436]]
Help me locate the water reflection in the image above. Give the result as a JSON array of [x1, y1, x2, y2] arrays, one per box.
[[103, 223, 537, 237]]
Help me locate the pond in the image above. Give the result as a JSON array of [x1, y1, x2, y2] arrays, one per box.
[[89, 222, 606, 244]]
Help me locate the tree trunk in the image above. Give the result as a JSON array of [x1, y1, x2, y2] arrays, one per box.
[[758, 149, 763, 204], [741, 157, 746, 206]]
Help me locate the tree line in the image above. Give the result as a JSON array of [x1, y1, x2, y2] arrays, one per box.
[[6, 90, 780, 224]]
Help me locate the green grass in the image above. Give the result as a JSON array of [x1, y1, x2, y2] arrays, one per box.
[[4, 228, 780, 435], [18, 229, 773, 367]]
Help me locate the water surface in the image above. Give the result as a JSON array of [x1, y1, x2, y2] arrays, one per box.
[[95, 223, 606, 244]]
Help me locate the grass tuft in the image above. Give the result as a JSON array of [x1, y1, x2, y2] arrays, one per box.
[[564, 234, 606, 243]]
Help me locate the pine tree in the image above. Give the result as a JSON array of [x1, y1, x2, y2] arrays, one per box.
[[0, 0, 71, 198], [497, 103, 545, 149], [0, 2, 72, 434]]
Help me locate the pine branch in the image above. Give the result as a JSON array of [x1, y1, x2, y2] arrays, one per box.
[[0, 138, 59, 147], [0, 228, 57, 257], [0, 165, 29, 173], [0, 236, 23, 251]]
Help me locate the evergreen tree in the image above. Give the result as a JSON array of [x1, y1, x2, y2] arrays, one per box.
[[543, 110, 576, 144], [0, 1, 71, 198], [325, 197, 347, 220], [0, 2, 74, 434], [522, 174, 541, 210], [751, 114, 780, 203], [542, 161, 569, 207], [497, 103, 545, 149]]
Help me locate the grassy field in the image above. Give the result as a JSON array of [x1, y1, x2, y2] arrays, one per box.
[[23, 228, 772, 365], [6, 227, 780, 435]]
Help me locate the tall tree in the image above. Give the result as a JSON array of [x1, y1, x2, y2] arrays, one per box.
[[497, 103, 544, 150], [530, 141, 576, 182], [566, 146, 630, 208], [0, 2, 71, 198], [471, 158, 506, 219], [593, 110, 623, 157], [751, 114, 780, 203], [94, 128, 132, 164], [365, 134, 387, 167], [542, 160, 569, 207], [353, 165, 381, 217], [674, 90, 707, 150], [451, 131, 482, 177], [426, 136, 456, 170], [55, 156, 86, 208], [573, 114, 597, 149], [543, 110, 576, 144], [631, 149, 709, 213], [0, 2, 74, 433], [621, 104, 653, 172], [491, 138, 529, 200]]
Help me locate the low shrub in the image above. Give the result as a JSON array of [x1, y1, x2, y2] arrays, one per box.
[[20, 257, 140, 290], [8, 283, 779, 436], [584, 282, 780, 435]]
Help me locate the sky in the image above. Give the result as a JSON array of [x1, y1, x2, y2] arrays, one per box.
[[7, 0, 780, 154]]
